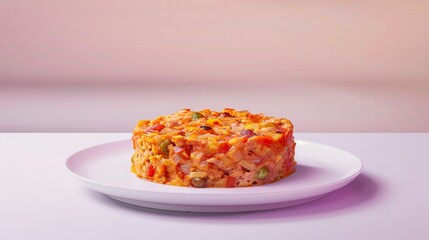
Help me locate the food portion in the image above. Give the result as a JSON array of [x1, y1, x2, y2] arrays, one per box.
[[131, 108, 296, 188]]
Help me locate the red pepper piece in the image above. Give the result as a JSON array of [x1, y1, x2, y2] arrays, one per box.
[[256, 136, 274, 147], [226, 176, 235, 188], [147, 124, 165, 132], [146, 165, 155, 177], [218, 142, 230, 154]]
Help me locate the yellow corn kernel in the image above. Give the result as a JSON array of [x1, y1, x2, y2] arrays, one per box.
[[245, 123, 259, 130], [189, 171, 207, 178], [137, 120, 149, 127], [171, 135, 185, 146], [272, 133, 283, 141], [206, 141, 220, 155], [228, 137, 240, 145], [207, 118, 221, 126]]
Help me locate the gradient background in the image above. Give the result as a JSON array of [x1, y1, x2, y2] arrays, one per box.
[[1, 0, 428, 132]]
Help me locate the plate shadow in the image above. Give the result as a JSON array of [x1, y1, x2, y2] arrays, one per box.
[[83, 172, 382, 223]]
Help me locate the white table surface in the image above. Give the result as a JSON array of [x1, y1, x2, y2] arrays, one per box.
[[1, 133, 428, 239]]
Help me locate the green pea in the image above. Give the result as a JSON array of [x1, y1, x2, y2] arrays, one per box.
[[192, 112, 204, 121], [255, 167, 269, 179], [191, 177, 207, 188], [160, 139, 171, 156]]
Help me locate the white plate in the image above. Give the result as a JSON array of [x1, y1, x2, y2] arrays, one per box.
[[66, 140, 362, 212]]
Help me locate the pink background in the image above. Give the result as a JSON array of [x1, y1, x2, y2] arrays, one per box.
[[1, 1, 428, 132]]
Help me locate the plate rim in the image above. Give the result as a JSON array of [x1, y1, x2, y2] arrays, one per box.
[[65, 139, 363, 197]]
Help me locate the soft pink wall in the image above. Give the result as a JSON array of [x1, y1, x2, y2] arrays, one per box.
[[1, 1, 428, 132], [1, 0, 428, 83]]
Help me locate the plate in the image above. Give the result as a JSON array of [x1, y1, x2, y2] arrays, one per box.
[[66, 140, 362, 212]]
